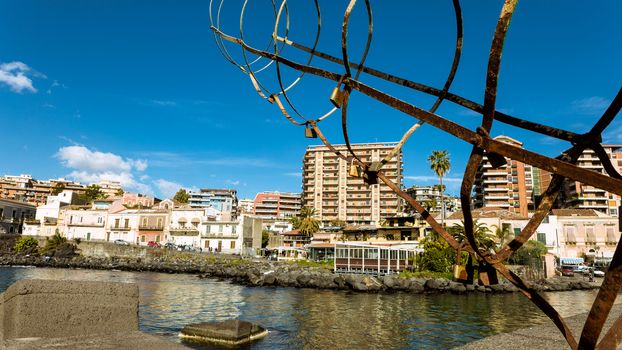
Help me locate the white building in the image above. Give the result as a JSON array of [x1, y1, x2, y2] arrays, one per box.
[[107, 209, 168, 245], [60, 207, 108, 241], [168, 207, 205, 248], [535, 209, 619, 260], [201, 215, 262, 255]]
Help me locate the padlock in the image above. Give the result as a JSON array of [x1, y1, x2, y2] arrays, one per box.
[[349, 162, 360, 177], [329, 87, 344, 108], [304, 124, 318, 138]]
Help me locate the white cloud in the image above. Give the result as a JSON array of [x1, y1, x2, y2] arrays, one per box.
[[154, 179, 186, 199], [56, 145, 151, 195], [57, 146, 147, 173], [571, 96, 610, 115], [151, 99, 177, 106], [0, 61, 38, 93], [284, 172, 302, 177], [225, 179, 240, 186]]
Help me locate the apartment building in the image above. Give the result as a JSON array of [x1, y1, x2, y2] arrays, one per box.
[[0, 175, 86, 206], [107, 209, 168, 245], [532, 145, 622, 216], [91, 180, 123, 198], [253, 191, 301, 219], [0, 199, 36, 234], [405, 185, 461, 215], [188, 189, 238, 219], [473, 135, 534, 217], [302, 142, 403, 226]]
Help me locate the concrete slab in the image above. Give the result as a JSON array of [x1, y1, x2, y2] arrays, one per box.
[[456, 304, 622, 349], [1, 331, 188, 350], [0, 279, 138, 340]]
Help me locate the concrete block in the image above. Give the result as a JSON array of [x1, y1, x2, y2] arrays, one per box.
[[0, 279, 138, 340]]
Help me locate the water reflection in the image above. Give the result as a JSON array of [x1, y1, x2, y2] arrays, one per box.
[[0, 267, 616, 349]]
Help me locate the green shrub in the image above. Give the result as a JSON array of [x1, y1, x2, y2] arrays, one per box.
[[13, 236, 39, 254], [41, 233, 68, 254]]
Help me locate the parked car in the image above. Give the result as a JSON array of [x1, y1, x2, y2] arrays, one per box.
[[114, 239, 130, 246], [559, 265, 574, 277], [164, 242, 176, 250], [593, 269, 605, 277], [147, 241, 161, 248], [177, 245, 201, 252]]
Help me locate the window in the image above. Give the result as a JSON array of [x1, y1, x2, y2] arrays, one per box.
[[219, 225, 223, 233], [206, 225, 211, 233], [537, 232, 546, 244], [230, 241, 235, 249], [142, 218, 148, 227], [97, 217, 103, 224], [141, 235, 145, 242], [115, 219, 120, 228], [157, 218, 163, 228], [124, 218, 130, 228], [513, 228, 521, 236], [232, 226, 236, 234]]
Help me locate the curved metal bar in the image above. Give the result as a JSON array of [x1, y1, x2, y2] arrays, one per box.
[[271, 35, 581, 143], [238, 0, 288, 99], [339, 0, 373, 166], [461, 0, 518, 262], [208, 30, 622, 196], [380, 0, 464, 167], [591, 142, 622, 180], [272, 0, 326, 123]]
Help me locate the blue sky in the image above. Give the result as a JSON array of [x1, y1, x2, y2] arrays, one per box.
[[1, 1, 620, 199]]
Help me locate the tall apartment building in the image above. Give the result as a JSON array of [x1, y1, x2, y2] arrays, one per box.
[[473, 135, 534, 217], [405, 185, 461, 215], [188, 189, 238, 219], [253, 191, 301, 219], [91, 180, 123, 197], [533, 145, 622, 216], [302, 142, 403, 226]]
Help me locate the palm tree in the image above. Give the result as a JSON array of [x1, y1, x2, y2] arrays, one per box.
[[291, 207, 320, 236], [491, 224, 512, 252], [428, 150, 451, 226], [448, 220, 497, 253]]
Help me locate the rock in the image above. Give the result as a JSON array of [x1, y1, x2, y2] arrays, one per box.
[[408, 279, 425, 293], [466, 284, 475, 292], [503, 284, 519, 292], [449, 281, 467, 293], [179, 320, 268, 346], [263, 273, 276, 286], [383, 275, 397, 290], [425, 278, 448, 291], [489, 284, 505, 293]]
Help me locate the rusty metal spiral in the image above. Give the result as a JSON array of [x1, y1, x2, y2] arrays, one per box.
[[209, 1, 622, 348]]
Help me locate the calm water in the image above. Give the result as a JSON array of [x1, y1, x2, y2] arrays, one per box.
[[0, 266, 605, 349]]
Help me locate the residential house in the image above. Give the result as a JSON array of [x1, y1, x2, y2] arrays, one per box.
[[0, 199, 36, 234]]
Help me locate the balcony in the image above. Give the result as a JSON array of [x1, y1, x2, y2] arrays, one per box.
[[139, 225, 164, 231], [68, 222, 104, 227], [110, 225, 131, 231], [169, 227, 200, 236], [202, 232, 238, 239], [483, 179, 508, 184]]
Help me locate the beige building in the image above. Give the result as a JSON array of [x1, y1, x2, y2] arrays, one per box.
[[302, 142, 403, 226], [473, 136, 533, 217]]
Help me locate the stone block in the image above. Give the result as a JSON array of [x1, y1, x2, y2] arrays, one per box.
[[0, 279, 138, 341]]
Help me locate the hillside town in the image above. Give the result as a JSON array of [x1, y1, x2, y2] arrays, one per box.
[[1, 137, 620, 276]]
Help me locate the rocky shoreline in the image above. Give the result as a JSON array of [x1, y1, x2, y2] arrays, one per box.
[[0, 253, 600, 294]]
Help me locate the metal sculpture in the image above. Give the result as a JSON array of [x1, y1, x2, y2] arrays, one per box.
[[209, 1, 622, 348]]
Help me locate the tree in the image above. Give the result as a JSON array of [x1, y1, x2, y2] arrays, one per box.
[[261, 230, 271, 248], [83, 185, 106, 202], [173, 188, 189, 203], [51, 183, 65, 195], [423, 198, 438, 212], [448, 220, 497, 253], [428, 150, 450, 226], [419, 237, 455, 273], [508, 240, 548, 266], [291, 207, 320, 236], [115, 188, 125, 197], [491, 224, 512, 252]]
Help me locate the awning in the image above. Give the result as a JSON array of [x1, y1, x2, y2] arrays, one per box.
[[561, 257, 584, 265], [191, 217, 201, 224], [178, 218, 187, 223]]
